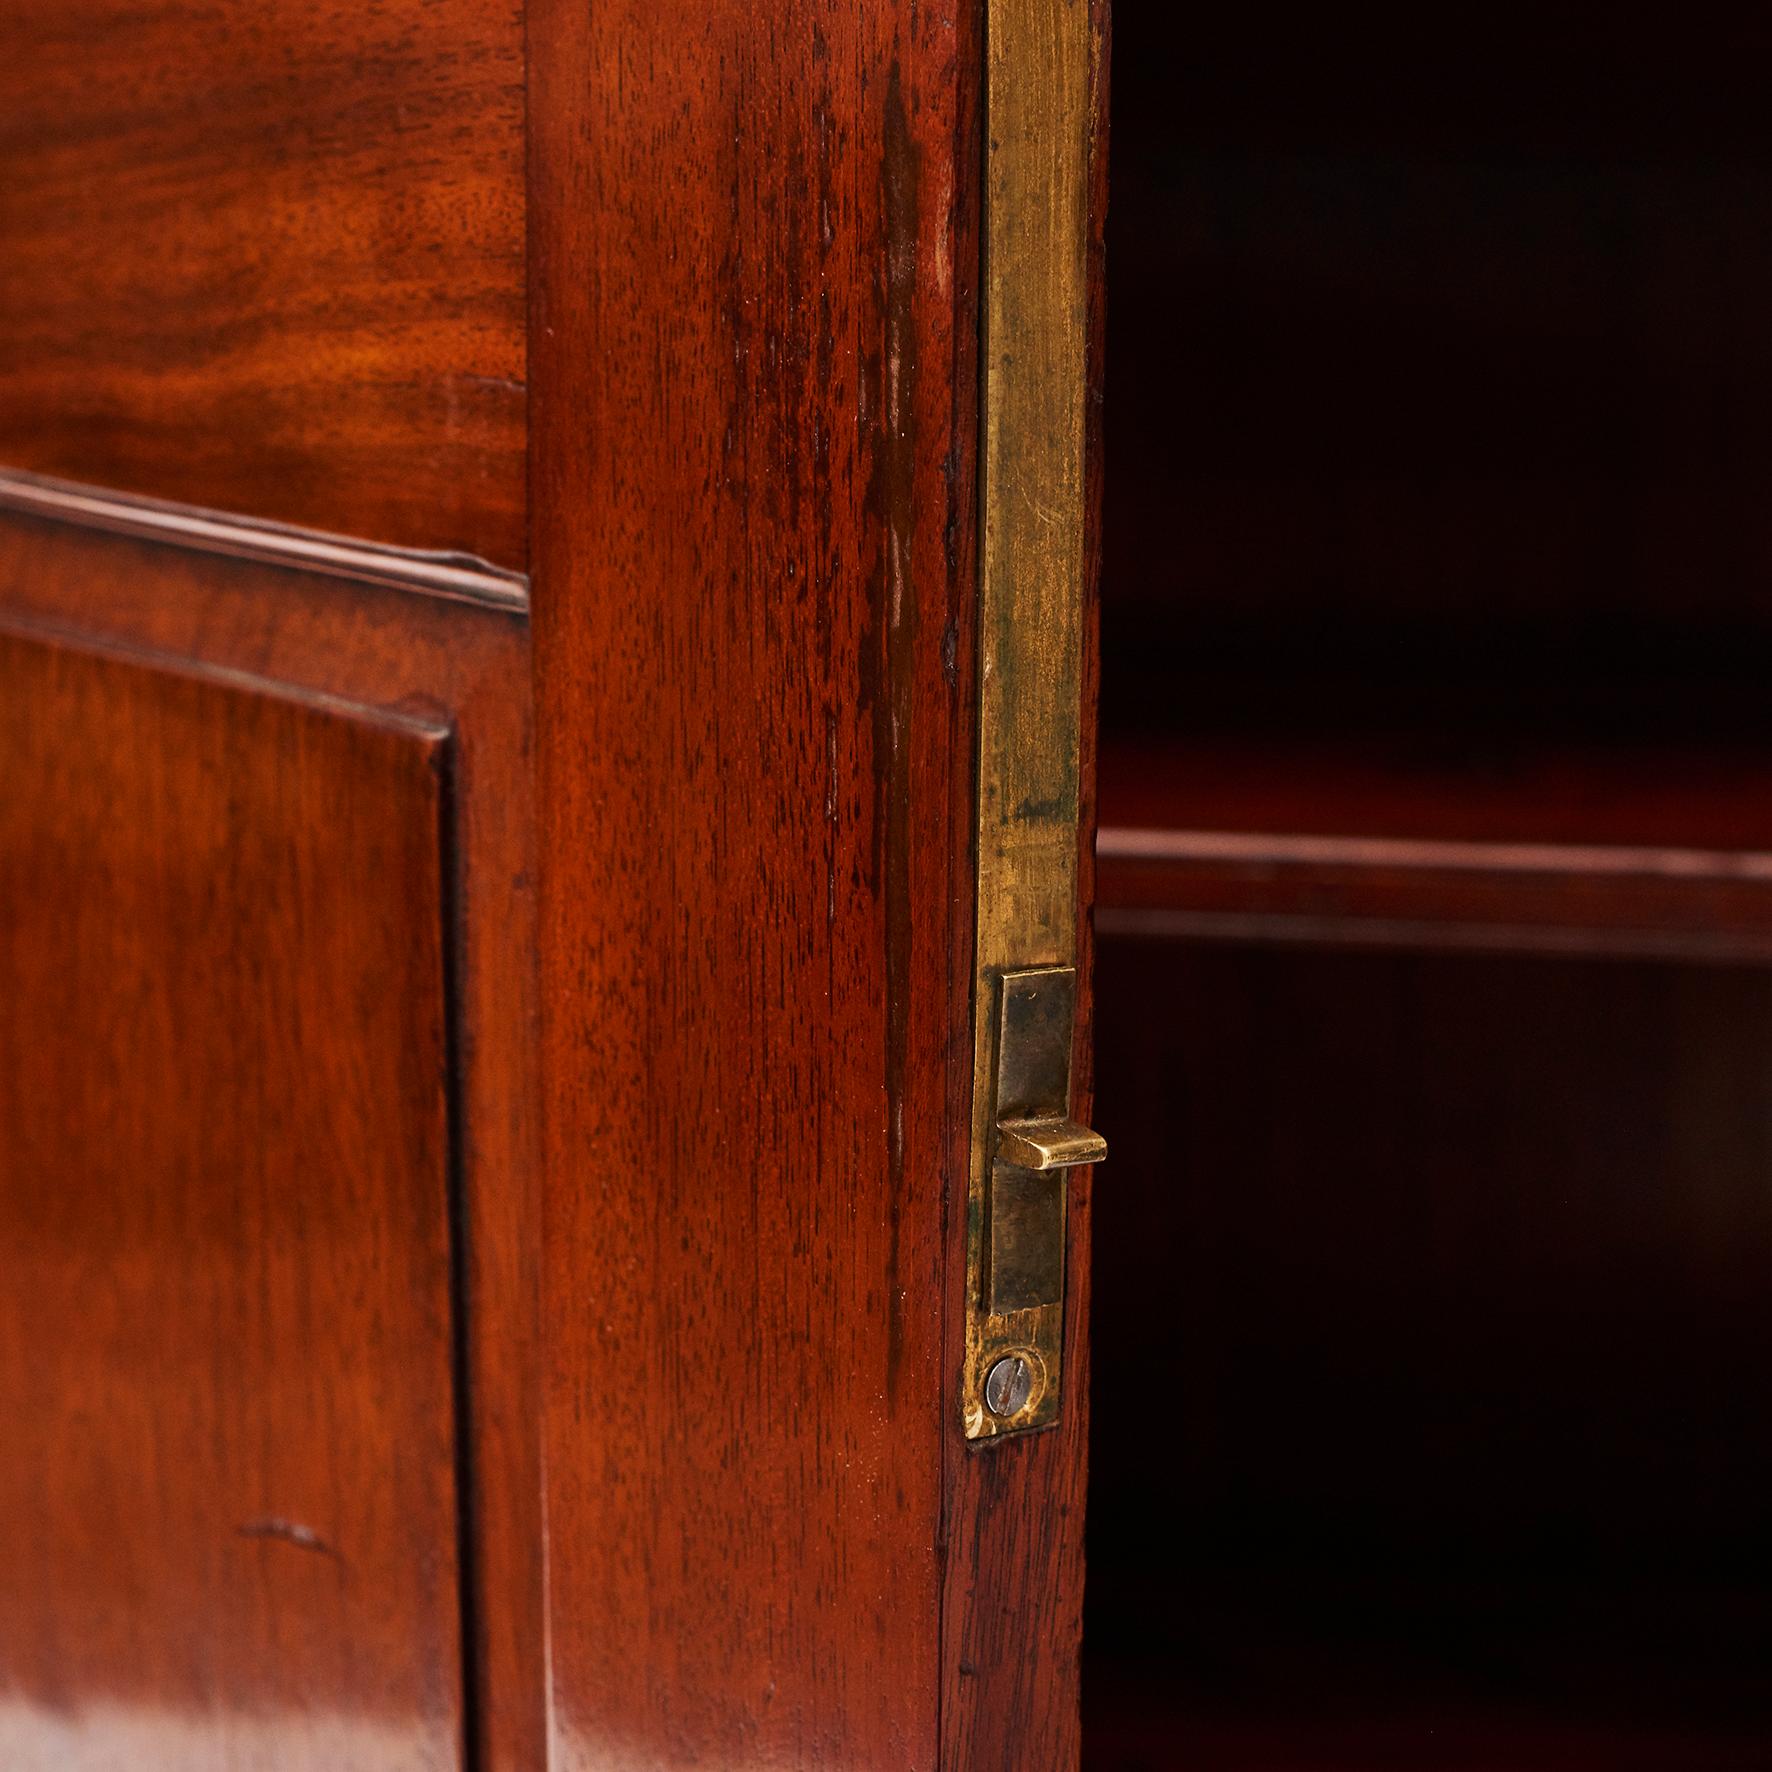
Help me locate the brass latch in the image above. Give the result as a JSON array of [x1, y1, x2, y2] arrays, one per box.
[[987, 967, 1104, 1318], [963, 0, 1098, 1440], [965, 966, 1104, 1439]]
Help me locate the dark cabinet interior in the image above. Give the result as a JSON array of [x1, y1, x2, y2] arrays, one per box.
[[1086, 12, 1772, 1765]]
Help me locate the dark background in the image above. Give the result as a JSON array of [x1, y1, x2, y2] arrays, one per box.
[[1086, 13, 1772, 1766]]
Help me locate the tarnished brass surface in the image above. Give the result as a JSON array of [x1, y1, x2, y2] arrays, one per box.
[[964, 0, 1099, 1442], [996, 1117, 1109, 1172]]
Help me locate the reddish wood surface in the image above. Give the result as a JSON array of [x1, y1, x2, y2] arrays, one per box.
[[525, 0, 1102, 1760], [1098, 736, 1772, 853], [0, 511, 543, 1772], [1098, 838, 1772, 962], [0, 0, 526, 569], [0, 633, 460, 1769], [1095, 733, 1772, 957], [2, 0, 1111, 1756], [0, 470, 529, 612]]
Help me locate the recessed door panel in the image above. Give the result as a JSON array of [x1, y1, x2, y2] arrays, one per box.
[[0, 632, 465, 1770]]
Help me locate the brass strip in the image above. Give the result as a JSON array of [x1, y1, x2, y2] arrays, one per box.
[[965, 0, 1093, 1441]]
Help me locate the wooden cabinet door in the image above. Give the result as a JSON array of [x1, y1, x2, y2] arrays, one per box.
[[0, 2, 1104, 1767], [528, 1, 1107, 1762], [0, 629, 465, 1768], [0, 5, 540, 1762]]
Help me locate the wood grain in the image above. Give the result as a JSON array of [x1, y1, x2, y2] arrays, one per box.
[[0, 469, 529, 612], [3, 0, 1110, 1754], [0, 633, 461, 1770], [1097, 830, 1772, 963], [0, 510, 543, 1772], [1094, 736, 1772, 961], [0, 0, 525, 568], [528, 0, 991, 1762]]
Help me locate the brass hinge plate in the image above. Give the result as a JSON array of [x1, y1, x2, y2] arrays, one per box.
[[964, 0, 1100, 1442]]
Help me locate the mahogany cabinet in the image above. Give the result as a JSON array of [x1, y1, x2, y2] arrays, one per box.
[[1086, 11, 1772, 1768], [9, 1, 1769, 1767], [0, 0, 1102, 1767]]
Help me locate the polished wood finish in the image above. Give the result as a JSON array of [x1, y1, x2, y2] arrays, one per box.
[[529, 0, 1098, 1758], [1099, 829, 1772, 962], [0, 0, 526, 569], [2, 0, 1109, 1756], [0, 512, 542, 1771], [0, 634, 460, 1769], [0, 470, 528, 612], [528, 0, 970, 1756], [1096, 738, 1772, 961]]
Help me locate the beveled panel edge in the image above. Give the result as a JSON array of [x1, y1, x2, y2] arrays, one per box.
[[0, 468, 529, 614], [0, 604, 456, 751]]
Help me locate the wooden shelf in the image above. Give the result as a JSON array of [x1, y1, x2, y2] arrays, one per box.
[[1082, 1572, 1772, 1772], [1097, 736, 1772, 960], [1082, 1685, 1772, 1772]]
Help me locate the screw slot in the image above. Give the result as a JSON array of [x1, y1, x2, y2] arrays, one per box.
[[984, 1352, 1037, 1418]]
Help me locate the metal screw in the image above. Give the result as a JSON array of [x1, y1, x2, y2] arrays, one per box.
[[984, 1353, 1035, 1418]]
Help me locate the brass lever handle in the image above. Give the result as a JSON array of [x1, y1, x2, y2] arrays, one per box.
[[995, 1117, 1107, 1171], [970, 967, 1103, 1423]]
